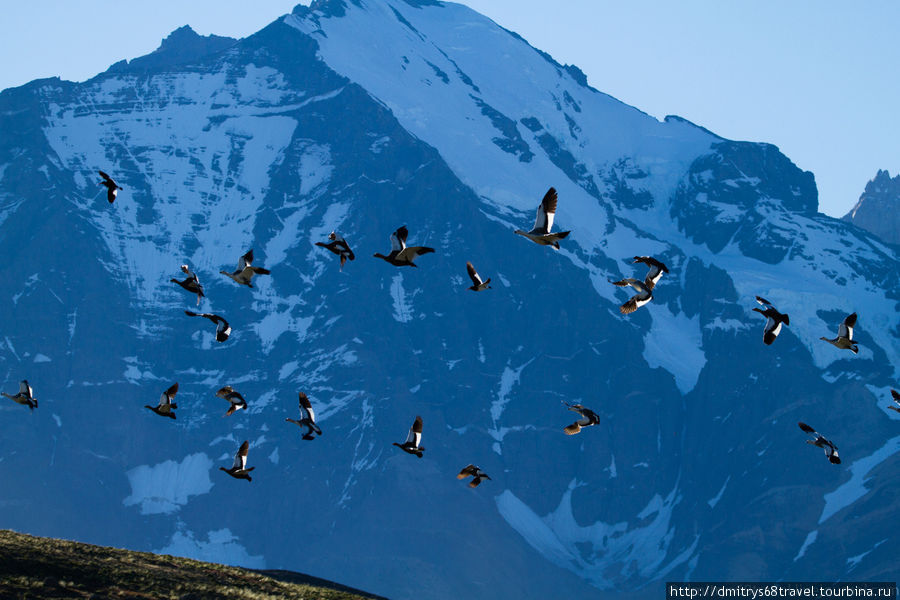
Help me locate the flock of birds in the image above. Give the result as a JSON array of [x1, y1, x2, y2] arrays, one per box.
[[3, 172, 888, 491]]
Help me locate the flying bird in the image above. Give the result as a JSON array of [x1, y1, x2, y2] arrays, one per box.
[[888, 389, 900, 414], [393, 415, 425, 458], [562, 401, 600, 435], [457, 464, 491, 488], [2, 380, 36, 411], [220, 440, 254, 481], [608, 277, 653, 315], [513, 187, 571, 249], [752, 296, 790, 345], [285, 392, 322, 440], [145, 382, 178, 419], [220, 249, 270, 287], [216, 386, 247, 417], [315, 231, 355, 271], [171, 265, 204, 306], [632, 256, 669, 290], [99, 170, 122, 204], [798, 422, 841, 464], [184, 311, 231, 342], [820, 312, 859, 354], [374, 226, 435, 267], [465, 261, 491, 292]]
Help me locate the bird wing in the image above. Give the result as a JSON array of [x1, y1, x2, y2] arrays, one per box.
[[98, 170, 115, 185], [457, 464, 476, 479], [391, 226, 408, 252], [644, 266, 663, 290], [398, 246, 434, 262], [755, 296, 774, 308], [466, 262, 483, 286], [298, 392, 313, 420], [798, 422, 817, 435], [19, 380, 32, 397], [838, 313, 857, 339], [234, 441, 249, 470], [533, 187, 557, 233], [892, 389, 900, 404], [206, 313, 226, 326], [238, 250, 253, 272], [619, 297, 639, 315], [564, 422, 582, 435], [164, 382, 178, 402], [405, 415, 423, 446]]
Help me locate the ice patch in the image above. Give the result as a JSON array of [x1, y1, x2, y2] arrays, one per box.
[[496, 481, 694, 589], [390, 273, 417, 323], [846, 539, 886, 570], [793, 530, 817, 561], [123, 453, 213, 515], [156, 528, 264, 568], [642, 306, 706, 394], [707, 476, 730, 508]]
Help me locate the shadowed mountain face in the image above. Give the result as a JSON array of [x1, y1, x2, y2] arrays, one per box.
[[843, 169, 900, 246], [0, 1, 898, 599]]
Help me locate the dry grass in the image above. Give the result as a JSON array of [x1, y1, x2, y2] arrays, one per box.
[[0, 529, 386, 600]]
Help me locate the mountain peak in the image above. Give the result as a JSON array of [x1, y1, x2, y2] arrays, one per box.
[[842, 169, 900, 245], [106, 25, 237, 75]]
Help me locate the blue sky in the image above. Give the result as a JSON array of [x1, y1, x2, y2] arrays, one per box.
[[1, 1, 896, 217]]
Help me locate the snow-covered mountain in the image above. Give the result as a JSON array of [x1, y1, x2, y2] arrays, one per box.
[[1, 1, 898, 598], [843, 169, 900, 246]]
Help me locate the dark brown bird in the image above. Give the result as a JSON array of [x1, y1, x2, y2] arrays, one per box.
[[171, 265, 204, 306], [752, 296, 790, 345], [798, 422, 841, 464], [374, 226, 435, 267], [220, 440, 254, 481], [562, 401, 600, 435], [285, 392, 322, 440], [316, 231, 355, 270], [145, 382, 178, 419], [465, 261, 491, 292], [888, 389, 900, 414], [632, 256, 669, 289], [393, 415, 425, 457], [608, 277, 652, 315], [184, 311, 231, 342], [216, 386, 247, 417], [99, 170, 122, 203], [457, 464, 491, 488]]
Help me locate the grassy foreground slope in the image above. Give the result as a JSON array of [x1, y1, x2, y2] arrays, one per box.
[[0, 530, 386, 600]]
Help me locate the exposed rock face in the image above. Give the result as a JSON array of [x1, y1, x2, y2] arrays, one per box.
[[842, 170, 900, 245]]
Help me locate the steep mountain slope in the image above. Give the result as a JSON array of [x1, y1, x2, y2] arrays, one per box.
[[843, 169, 900, 245], [0, 1, 898, 599]]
